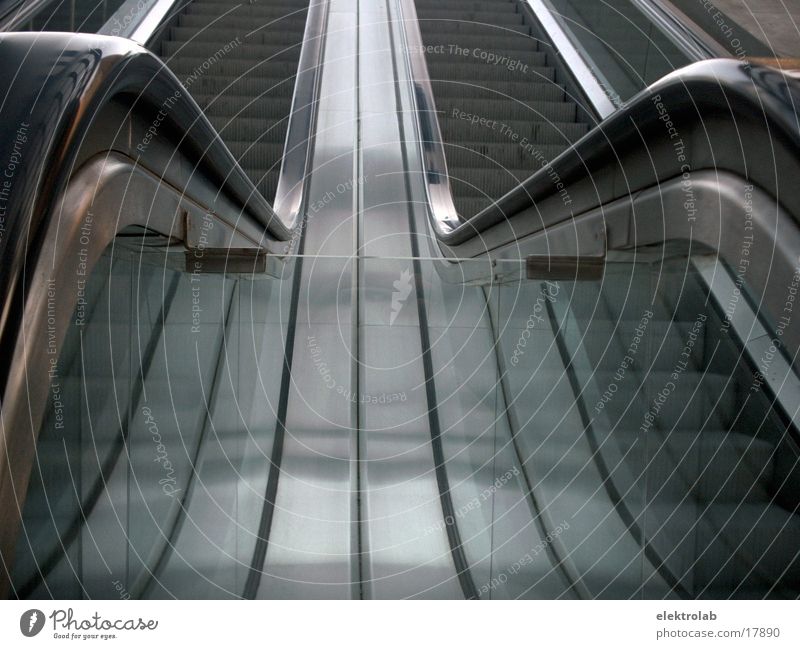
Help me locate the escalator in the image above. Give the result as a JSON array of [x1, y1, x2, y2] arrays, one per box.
[[1, 0, 800, 601]]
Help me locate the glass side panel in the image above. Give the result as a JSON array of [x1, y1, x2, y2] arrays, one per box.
[[493, 252, 800, 598], [544, 0, 693, 103], [11, 241, 293, 599], [13, 247, 800, 598]]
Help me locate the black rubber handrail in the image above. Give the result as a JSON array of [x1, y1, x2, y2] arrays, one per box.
[[426, 59, 800, 246]]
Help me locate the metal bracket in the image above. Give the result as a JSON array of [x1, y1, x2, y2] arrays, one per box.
[[526, 237, 607, 281], [185, 248, 269, 274]]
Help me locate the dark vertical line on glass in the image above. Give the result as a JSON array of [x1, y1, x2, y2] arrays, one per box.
[[352, 0, 365, 600], [139, 283, 238, 598], [16, 271, 181, 598], [386, 6, 478, 600], [543, 287, 690, 599]]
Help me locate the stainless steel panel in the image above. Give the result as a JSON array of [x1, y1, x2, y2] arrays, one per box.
[[257, 1, 359, 598]]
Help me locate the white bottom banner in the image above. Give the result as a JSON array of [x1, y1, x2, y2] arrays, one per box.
[[1, 600, 797, 648]]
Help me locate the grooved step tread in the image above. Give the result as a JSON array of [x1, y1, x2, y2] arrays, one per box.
[[431, 78, 566, 102], [169, 26, 306, 45], [419, 21, 530, 37], [439, 141, 567, 169], [207, 116, 288, 142], [185, 3, 308, 18], [439, 116, 588, 145], [416, 0, 519, 11], [427, 61, 555, 82], [177, 12, 307, 30], [179, 74, 298, 96], [415, 48, 548, 67], [193, 94, 293, 119], [167, 56, 301, 76], [161, 41, 302, 61], [419, 10, 525, 25], [436, 97, 577, 122]]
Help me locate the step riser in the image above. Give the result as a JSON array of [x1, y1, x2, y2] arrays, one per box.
[[168, 58, 300, 77], [416, 0, 519, 12], [196, 96, 293, 119], [439, 119, 587, 146], [170, 26, 305, 45], [419, 10, 525, 25], [207, 117, 288, 143], [420, 22, 530, 38], [441, 143, 567, 169], [178, 13, 307, 29], [415, 49, 548, 68], [180, 76, 298, 97], [185, 4, 308, 19], [436, 98, 576, 122], [431, 80, 566, 102], [427, 61, 554, 82], [162, 42, 302, 61]]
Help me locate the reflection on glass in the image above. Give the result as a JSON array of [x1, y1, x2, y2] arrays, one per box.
[[494, 253, 800, 598], [12, 241, 291, 599], [12, 245, 799, 599]]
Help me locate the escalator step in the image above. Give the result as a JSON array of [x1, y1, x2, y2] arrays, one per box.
[[431, 79, 566, 103], [419, 10, 525, 25], [449, 196, 500, 216], [207, 116, 288, 142], [161, 41, 302, 61], [652, 431, 774, 504], [419, 49, 548, 68], [257, 171, 281, 200], [184, 3, 307, 20], [435, 97, 577, 122], [418, 21, 530, 37], [594, 371, 736, 431], [169, 26, 306, 45], [439, 117, 587, 145], [426, 61, 555, 83], [189, 0, 304, 8], [227, 142, 288, 170], [442, 141, 566, 167], [176, 12, 307, 30], [193, 95, 293, 120], [447, 166, 533, 196], [415, 0, 519, 12], [166, 57, 300, 77], [179, 74, 298, 97]]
